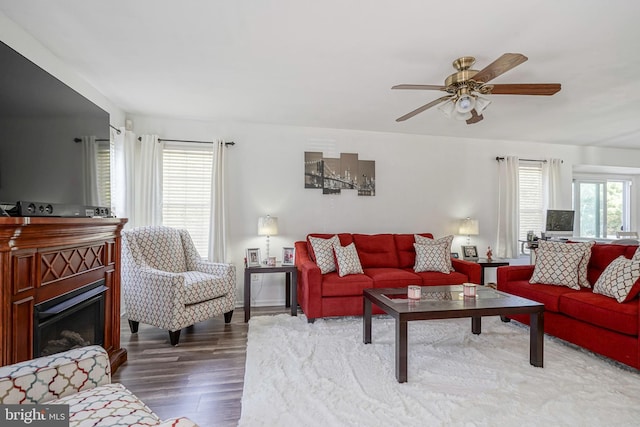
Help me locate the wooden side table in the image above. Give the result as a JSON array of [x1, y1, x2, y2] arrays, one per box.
[[244, 264, 298, 322], [475, 258, 509, 286]]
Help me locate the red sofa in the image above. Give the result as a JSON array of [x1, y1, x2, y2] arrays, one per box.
[[497, 243, 640, 369], [294, 233, 482, 322]]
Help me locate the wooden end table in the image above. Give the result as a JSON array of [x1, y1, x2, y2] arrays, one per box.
[[475, 258, 509, 286], [244, 264, 297, 322]]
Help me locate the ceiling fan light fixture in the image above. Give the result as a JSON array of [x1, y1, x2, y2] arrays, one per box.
[[454, 110, 473, 121], [474, 95, 491, 114], [438, 98, 456, 118], [455, 89, 476, 113]]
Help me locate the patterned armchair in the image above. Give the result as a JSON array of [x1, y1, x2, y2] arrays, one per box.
[[0, 345, 197, 426], [121, 226, 236, 345]]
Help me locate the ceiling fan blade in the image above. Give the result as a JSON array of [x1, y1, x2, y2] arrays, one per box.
[[472, 53, 528, 84], [466, 109, 484, 125], [392, 84, 447, 91], [488, 83, 561, 95], [395, 95, 452, 122]]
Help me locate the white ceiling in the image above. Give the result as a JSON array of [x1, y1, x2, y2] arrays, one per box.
[[1, 0, 640, 149]]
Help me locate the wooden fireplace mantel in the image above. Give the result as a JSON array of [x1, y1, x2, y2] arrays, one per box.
[[0, 217, 128, 373]]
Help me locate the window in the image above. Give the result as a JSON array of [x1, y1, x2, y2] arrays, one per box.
[[573, 177, 632, 239], [96, 141, 112, 207], [518, 162, 544, 241], [162, 143, 213, 256]]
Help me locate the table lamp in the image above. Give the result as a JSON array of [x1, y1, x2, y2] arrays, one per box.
[[459, 217, 479, 245], [258, 215, 279, 261]]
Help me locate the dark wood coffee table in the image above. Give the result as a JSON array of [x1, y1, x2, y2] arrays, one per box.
[[363, 285, 544, 383]]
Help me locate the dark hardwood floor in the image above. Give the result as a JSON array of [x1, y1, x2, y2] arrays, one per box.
[[112, 307, 288, 427]]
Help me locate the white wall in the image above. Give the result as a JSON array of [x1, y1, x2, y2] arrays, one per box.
[[129, 114, 640, 306]]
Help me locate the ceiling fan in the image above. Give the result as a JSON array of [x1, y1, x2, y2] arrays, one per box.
[[392, 53, 561, 124]]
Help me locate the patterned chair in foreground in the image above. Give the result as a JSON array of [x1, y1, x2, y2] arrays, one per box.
[[121, 226, 236, 345], [0, 345, 197, 426]]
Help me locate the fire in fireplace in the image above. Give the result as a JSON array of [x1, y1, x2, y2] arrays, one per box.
[[33, 279, 107, 357]]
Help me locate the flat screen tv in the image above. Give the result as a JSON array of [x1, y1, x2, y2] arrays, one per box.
[[545, 210, 575, 238], [0, 40, 110, 216]]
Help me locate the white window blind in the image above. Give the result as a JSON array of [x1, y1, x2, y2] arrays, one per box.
[[96, 141, 112, 207], [519, 162, 544, 241], [162, 143, 213, 256]]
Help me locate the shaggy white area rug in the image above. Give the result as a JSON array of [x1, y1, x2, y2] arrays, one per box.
[[238, 314, 640, 427]]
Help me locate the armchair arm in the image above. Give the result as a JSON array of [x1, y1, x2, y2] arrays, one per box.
[[295, 241, 323, 320], [122, 267, 193, 329], [192, 260, 236, 281], [0, 345, 110, 404], [451, 258, 482, 284]]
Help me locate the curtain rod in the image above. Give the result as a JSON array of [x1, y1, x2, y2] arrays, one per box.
[[137, 137, 235, 146], [495, 156, 563, 164], [73, 137, 109, 142], [110, 124, 121, 134]]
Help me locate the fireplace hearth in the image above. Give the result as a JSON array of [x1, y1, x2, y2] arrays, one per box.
[[34, 279, 107, 357]]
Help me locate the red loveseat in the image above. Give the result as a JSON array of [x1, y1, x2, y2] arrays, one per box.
[[497, 243, 640, 369], [294, 233, 482, 322]]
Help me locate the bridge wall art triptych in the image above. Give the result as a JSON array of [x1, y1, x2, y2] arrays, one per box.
[[304, 151, 375, 196]]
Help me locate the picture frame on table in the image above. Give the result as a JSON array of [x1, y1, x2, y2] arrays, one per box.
[[461, 245, 478, 260], [246, 248, 261, 267], [282, 247, 295, 265]]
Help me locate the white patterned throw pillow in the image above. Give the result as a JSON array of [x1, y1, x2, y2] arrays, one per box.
[[593, 256, 640, 303], [309, 235, 340, 274], [536, 240, 595, 288], [414, 234, 454, 271], [413, 242, 451, 274], [334, 243, 364, 277], [530, 245, 584, 289]]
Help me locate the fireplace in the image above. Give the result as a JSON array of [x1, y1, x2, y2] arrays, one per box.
[[34, 279, 107, 357]]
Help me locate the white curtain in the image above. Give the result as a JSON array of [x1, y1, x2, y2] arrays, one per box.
[[496, 156, 520, 258], [81, 135, 100, 206], [112, 128, 136, 225], [133, 135, 163, 227], [208, 139, 228, 262], [543, 158, 563, 210], [112, 131, 162, 228]]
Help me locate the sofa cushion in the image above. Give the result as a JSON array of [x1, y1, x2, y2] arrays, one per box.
[[364, 268, 422, 288], [334, 242, 364, 277], [561, 240, 596, 287], [306, 233, 353, 262], [415, 235, 455, 272], [394, 233, 433, 268], [308, 235, 340, 274], [321, 272, 373, 297], [498, 280, 576, 312], [413, 242, 450, 274], [587, 244, 635, 285], [558, 291, 638, 336], [352, 234, 399, 268], [410, 269, 469, 286], [530, 245, 584, 290], [593, 256, 640, 303]]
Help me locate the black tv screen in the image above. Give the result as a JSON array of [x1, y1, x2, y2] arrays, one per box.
[[0, 40, 110, 213]]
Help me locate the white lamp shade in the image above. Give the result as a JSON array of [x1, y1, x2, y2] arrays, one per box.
[[459, 218, 479, 235], [438, 99, 456, 118], [455, 94, 476, 113], [258, 216, 279, 236], [475, 95, 491, 114]]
